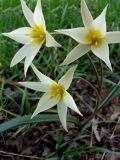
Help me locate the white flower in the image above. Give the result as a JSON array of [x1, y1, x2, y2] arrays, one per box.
[[3, 0, 61, 76], [56, 0, 120, 70], [19, 64, 82, 131]]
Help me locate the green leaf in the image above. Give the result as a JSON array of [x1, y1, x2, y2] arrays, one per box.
[[0, 114, 78, 133], [64, 145, 111, 157], [98, 81, 120, 111]]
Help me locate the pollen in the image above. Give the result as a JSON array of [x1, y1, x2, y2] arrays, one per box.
[[49, 83, 67, 100], [86, 29, 103, 48], [31, 25, 46, 45]]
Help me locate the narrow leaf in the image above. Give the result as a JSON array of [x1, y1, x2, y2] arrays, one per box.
[[98, 81, 120, 111], [0, 114, 77, 133]]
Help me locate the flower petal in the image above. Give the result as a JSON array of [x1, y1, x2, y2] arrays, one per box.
[[31, 64, 55, 85], [20, 0, 35, 27], [2, 27, 32, 44], [60, 44, 90, 66], [58, 65, 77, 90], [46, 31, 61, 47], [91, 44, 112, 71], [81, 0, 93, 28], [24, 44, 41, 76], [92, 5, 108, 35], [106, 32, 120, 44], [10, 43, 35, 68], [31, 92, 58, 118], [18, 82, 50, 92], [33, 0, 46, 28], [57, 100, 68, 132], [63, 92, 83, 116], [55, 28, 88, 44]]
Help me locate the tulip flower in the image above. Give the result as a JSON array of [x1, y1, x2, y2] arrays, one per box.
[[19, 64, 82, 131], [3, 0, 61, 76], [56, 0, 120, 70]]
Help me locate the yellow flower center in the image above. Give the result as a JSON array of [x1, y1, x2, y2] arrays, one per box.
[[86, 29, 103, 48], [49, 83, 67, 100], [31, 25, 46, 45]]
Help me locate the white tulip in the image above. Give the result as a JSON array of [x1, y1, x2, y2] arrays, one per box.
[[3, 0, 61, 76], [56, 0, 120, 70], [19, 64, 82, 131]]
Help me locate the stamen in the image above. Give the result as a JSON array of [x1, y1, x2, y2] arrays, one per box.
[[31, 25, 46, 45], [86, 29, 103, 48], [49, 83, 67, 100]]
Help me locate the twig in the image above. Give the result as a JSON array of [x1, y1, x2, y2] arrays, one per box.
[[0, 150, 42, 160]]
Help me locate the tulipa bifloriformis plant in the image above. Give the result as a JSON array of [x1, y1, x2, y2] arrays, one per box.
[[0, 0, 120, 133]]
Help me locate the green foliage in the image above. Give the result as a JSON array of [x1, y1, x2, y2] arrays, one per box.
[[0, 114, 78, 132]]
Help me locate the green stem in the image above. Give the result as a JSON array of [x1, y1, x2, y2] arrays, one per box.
[[75, 77, 99, 99], [78, 57, 104, 129], [99, 59, 103, 97], [87, 54, 100, 89], [77, 77, 100, 129]]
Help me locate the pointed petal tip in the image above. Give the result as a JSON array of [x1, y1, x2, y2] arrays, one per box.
[[31, 115, 34, 119], [73, 64, 78, 70], [109, 66, 113, 72], [81, 0, 87, 8], [2, 33, 9, 37], [31, 112, 37, 119], [20, 0, 25, 5], [64, 128, 68, 132], [10, 62, 14, 68], [59, 62, 65, 66], [57, 44, 62, 47]]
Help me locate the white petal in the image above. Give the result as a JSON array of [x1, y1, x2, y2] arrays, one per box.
[[57, 100, 68, 131], [2, 27, 32, 44], [106, 32, 120, 44], [63, 92, 83, 116], [18, 82, 50, 92], [10, 43, 33, 67], [31, 92, 58, 118], [58, 65, 77, 90], [20, 0, 35, 27], [31, 64, 55, 85], [24, 44, 41, 76], [91, 44, 112, 71], [92, 5, 108, 35], [60, 44, 90, 66], [81, 0, 93, 28], [46, 32, 61, 47], [55, 28, 88, 44], [33, 0, 46, 28]]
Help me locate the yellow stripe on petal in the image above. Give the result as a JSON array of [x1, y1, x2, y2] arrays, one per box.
[[31, 25, 46, 45], [49, 83, 67, 100]]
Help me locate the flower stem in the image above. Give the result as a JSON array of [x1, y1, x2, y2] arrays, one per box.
[[99, 59, 103, 97], [79, 58, 104, 129], [87, 54, 100, 89], [76, 77, 100, 99], [76, 77, 100, 129]]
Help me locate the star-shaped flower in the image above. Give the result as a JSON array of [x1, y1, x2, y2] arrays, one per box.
[[3, 0, 61, 76], [19, 64, 82, 131], [56, 0, 120, 70]]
